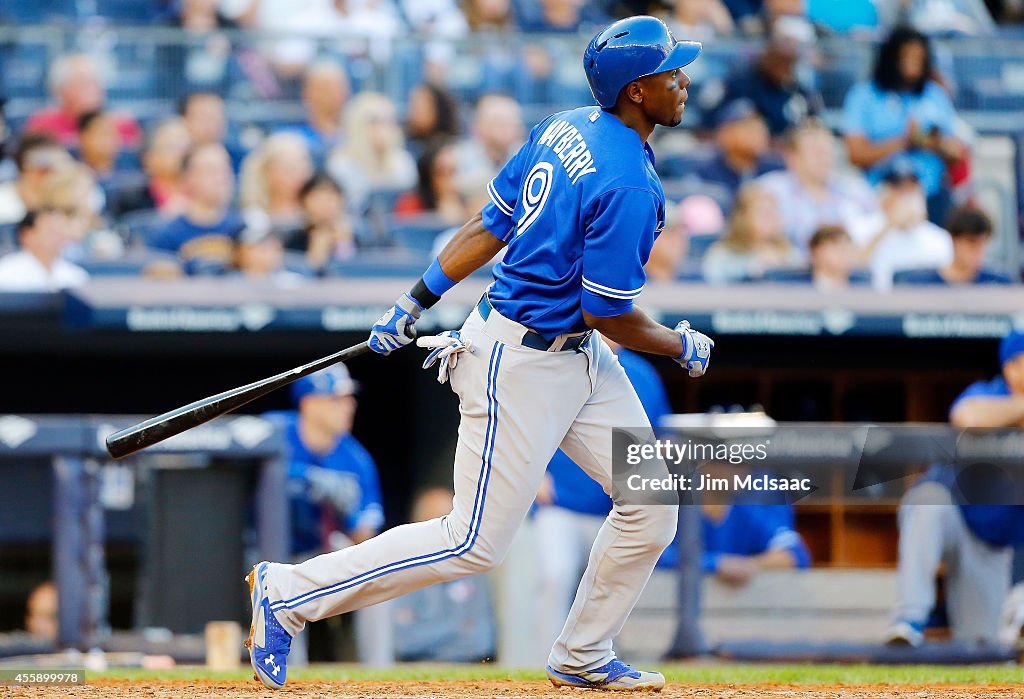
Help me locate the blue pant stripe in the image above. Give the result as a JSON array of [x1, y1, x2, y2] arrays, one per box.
[[270, 341, 503, 612]]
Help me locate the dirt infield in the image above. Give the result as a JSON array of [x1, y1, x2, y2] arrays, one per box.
[[5, 679, 1022, 698]]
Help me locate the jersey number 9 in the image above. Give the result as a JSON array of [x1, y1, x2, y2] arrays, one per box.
[[516, 162, 554, 236]]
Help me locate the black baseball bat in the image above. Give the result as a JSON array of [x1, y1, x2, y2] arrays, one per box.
[[105, 341, 371, 459]]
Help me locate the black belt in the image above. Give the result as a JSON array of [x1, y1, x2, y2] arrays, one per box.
[[476, 295, 591, 352]]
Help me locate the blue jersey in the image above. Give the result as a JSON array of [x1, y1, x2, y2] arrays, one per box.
[[545, 348, 672, 516], [656, 501, 812, 570], [482, 107, 667, 340], [266, 411, 385, 556], [939, 377, 1024, 548]]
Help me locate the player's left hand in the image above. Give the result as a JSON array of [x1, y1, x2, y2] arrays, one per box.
[[369, 293, 422, 355], [418, 330, 474, 384], [674, 320, 714, 378]]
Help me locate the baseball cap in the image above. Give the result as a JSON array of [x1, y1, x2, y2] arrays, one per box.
[[291, 364, 358, 405], [999, 329, 1024, 366], [881, 158, 920, 185], [712, 98, 760, 129]]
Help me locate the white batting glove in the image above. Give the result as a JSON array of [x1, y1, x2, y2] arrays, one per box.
[[417, 330, 474, 384], [674, 320, 714, 378]]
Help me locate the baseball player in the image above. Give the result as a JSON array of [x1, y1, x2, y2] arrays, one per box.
[[246, 15, 713, 691]]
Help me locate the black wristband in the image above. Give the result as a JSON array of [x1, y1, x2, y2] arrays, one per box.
[[410, 278, 441, 310]]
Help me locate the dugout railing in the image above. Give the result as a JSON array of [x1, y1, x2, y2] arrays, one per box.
[[0, 414, 287, 650]]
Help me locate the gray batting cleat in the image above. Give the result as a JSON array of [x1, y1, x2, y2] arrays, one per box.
[[546, 659, 666, 691]]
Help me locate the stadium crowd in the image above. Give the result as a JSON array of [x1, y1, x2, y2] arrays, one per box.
[[0, 0, 1019, 292]]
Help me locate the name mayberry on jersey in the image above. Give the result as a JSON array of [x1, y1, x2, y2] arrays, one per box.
[[535, 116, 598, 184], [481, 106, 667, 340]]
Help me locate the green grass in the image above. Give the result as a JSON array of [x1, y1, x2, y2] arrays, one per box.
[[95, 663, 1023, 685]]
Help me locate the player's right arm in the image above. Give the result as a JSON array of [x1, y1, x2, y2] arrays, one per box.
[[951, 395, 1024, 429], [581, 187, 713, 377]]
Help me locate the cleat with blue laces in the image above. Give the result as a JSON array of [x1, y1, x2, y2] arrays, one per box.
[[546, 659, 666, 691]]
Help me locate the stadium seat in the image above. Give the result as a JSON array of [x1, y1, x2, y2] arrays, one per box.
[[93, 0, 160, 24], [79, 249, 180, 276], [327, 249, 432, 278], [388, 217, 453, 254], [687, 234, 719, 262]]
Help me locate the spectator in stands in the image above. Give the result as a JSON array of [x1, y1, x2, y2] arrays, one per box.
[[391, 486, 497, 662], [26, 53, 142, 149], [841, 26, 965, 225], [805, 0, 879, 34], [179, 91, 245, 170], [0, 210, 89, 291], [405, 83, 461, 157], [233, 220, 307, 287], [162, 0, 238, 96], [41, 162, 124, 261], [894, 206, 1012, 285], [240, 132, 314, 248], [859, 161, 952, 291], [264, 364, 390, 665], [462, 0, 514, 31], [721, 0, 766, 33], [180, 92, 227, 149], [76, 110, 141, 207], [702, 184, 801, 284], [327, 92, 417, 214], [664, 0, 735, 40], [699, 21, 823, 136], [398, 1, 471, 81], [148, 143, 244, 274], [109, 118, 191, 217], [807, 224, 858, 292], [899, 0, 992, 35], [24, 581, 58, 642], [533, 338, 671, 656], [294, 60, 350, 165], [455, 94, 525, 187], [77, 111, 121, 183], [0, 135, 71, 225], [394, 139, 466, 225], [298, 172, 356, 271], [517, 0, 609, 32], [886, 329, 1024, 647], [646, 195, 725, 282], [228, 0, 402, 76], [695, 99, 781, 210], [755, 118, 880, 251]]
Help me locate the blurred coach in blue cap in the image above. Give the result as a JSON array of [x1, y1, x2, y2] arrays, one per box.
[[886, 328, 1024, 647], [267, 364, 384, 557], [265, 364, 390, 664]]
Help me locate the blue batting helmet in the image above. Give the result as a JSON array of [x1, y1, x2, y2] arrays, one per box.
[[584, 16, 702, 110]]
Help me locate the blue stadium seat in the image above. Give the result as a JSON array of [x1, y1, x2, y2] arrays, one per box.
[[2, 44, 51, 100], [388, 218, 453, 254], [327, 250, 432, 278], [79, 249, 180, 276], [761, 268, 814, 283], [687, 234, 719, 262], [0, 0, 75, 24], [93, 0, 159, 24]]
